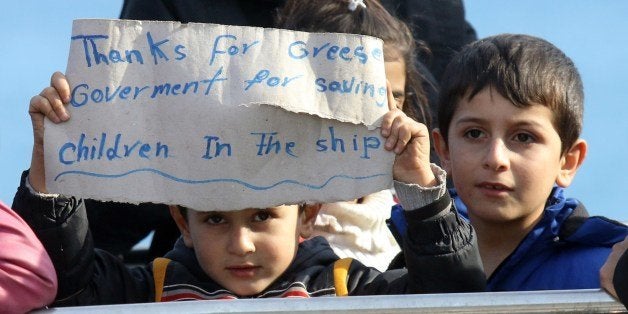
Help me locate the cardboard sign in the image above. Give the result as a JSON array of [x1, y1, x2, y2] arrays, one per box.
[[45, 19, 393, 211]]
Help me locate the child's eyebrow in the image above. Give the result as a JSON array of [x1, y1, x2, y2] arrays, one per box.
[[198, 211, 222, 217], [259, 207, 287, 213], [454, 116, 548, 129], [453, 116, 486, 125]]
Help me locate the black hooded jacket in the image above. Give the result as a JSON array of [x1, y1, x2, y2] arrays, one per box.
[[12, 170, 484, 306]]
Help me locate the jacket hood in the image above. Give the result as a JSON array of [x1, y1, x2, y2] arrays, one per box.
[[452, 186, 626, 247], [164, 237, 213, 281], [453, 186, 628, 290], [286, 236, 339, 272]]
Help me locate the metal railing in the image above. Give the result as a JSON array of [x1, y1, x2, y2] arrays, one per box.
[[37, 289, 626, 313]]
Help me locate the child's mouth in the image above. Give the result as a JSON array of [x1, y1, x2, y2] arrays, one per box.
[[227, 265, 260, 278], [477, 182, 512, 195], [482, 184, 508, 190]]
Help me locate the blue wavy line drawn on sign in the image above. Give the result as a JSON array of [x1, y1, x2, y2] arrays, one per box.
[[53, 168, 388, 191]]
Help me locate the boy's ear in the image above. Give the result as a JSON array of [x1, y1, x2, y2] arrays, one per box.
[[168, 205, 193, 248], [556, 139, 587, 187], [432, 128, 452, 173], [298, 204, 321, 239]]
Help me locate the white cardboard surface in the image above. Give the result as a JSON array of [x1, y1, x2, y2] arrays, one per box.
[[45, 19, 393, 211]]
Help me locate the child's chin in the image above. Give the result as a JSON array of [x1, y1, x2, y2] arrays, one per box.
[[229, 284, 267, 297]]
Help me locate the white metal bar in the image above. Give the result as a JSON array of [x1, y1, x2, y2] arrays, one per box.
[[36, 289, 627, 314]]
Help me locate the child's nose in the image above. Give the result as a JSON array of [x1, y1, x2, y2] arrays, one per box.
[[483, 139, 510, 171], [227, 226, 256, 256]]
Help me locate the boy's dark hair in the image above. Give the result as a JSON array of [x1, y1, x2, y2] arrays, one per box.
[[276, 0, 432, 128], [438, 34, 584, 154]]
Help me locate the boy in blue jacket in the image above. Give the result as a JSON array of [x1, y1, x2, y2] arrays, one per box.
[[390, 33, 627, 291]]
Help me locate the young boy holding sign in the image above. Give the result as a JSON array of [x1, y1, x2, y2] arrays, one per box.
[[12, 71, 484, 305]]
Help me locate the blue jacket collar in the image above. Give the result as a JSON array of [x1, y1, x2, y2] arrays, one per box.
[[452, 186, 628, 291]]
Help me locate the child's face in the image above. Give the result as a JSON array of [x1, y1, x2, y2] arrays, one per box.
[[435, 87, 581, 228], [385, 59, 406, 110], [170, 205, 319, 296]]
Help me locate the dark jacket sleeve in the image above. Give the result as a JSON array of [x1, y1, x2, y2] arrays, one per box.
[[11, 171, 154, 306], [615, 249, 628, 309], [347, 192, 485, 295], [402, 192, 486, 292]]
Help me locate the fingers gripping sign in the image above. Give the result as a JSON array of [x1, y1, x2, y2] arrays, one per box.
[[30, 72, 71, 124], [28, 71, 72, 193], [380, 81, 436, 187]]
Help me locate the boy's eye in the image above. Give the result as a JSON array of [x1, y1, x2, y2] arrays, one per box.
[[253, 211, 271, 222], [392, 92, 405, 109], [463, 129, 484, 139], [206, 214, 225, 224], [513, 132, 535, 143]]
